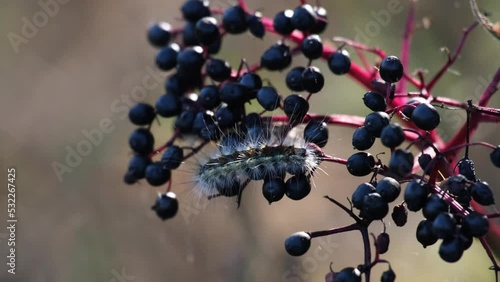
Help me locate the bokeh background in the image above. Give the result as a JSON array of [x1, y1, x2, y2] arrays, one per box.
[[0, 0, 499, 281]]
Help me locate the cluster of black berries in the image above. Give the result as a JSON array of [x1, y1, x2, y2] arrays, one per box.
[[124, 0, 355, 218]]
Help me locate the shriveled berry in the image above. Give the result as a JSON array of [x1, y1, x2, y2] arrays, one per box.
[[416, 219, 438, 248], [379, 56, 403, 83], [380, 123, 405, 148], [155, 43, 180, 71], [222, 5, 248, 34], [346, 152, 375, 177], [362, 91, 386, 111], [161, 146, 183, 170], [273, 10, 295, 35], [411, 103, 440, 131], [328, 50, 351, 75], [155, 93, 182, 117], [389, 149, 414, 177], [376, 232, 390, 254], [471, 181, 495, 205], [361, 193, 389, 220], [151, 192, 179, 220], [129, 103, 156, 126], [129, 128, 154, 155], [284, 231, 311, 256], [291, 4, 317, 31], [444, 174, 467, 196], [247, 13, 265, 38], [147, 22, 172, 47], [439, 237, 464, 263], [256, 86, 280, 111], [462, 212, 489, 237], [364, 111, 390, 137], [352, 182, 376, 210], [261, 42, 292, 71], [381, 268, 396, 282], [432, 212, 456, 239], [423, 194, 448, 220], [206, 58, 231, 82], [376, 177, 401, 203], [145, 162, 171, 186], [304, 121, 329, 147], [404, 180, 430, 212], [262, 177, 286, 204], [392, 204, 408, 227], [301, 34, 323, 60], [283, 94, 309, 125], [335, 267, 361, 282], [286, 66, 305, 92], [352, 126, 375, 151], [491, 146, 500, 168], [457, 158, 476, 181], [181, 0, 210, 22], [301, 66, 324, 93], [285, 174, 311, 200], [195, 17, 220, 45]]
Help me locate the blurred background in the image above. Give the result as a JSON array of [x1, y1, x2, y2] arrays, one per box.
[[0, 0, 499, 281]]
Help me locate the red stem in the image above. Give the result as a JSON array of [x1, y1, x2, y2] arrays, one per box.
[[397, 0, 416, 95]]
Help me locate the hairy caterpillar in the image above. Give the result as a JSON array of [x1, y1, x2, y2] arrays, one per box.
[[194, 122, 324, 200]]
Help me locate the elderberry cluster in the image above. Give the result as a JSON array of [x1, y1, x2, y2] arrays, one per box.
[[122, 0, 500, 280]]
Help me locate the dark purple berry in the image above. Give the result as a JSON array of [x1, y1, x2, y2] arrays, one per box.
[[471, 181, 494, 205], [416, 219, 438, 248], [129, 128, 154, 155], [199, 85, 221, 109], [283, 94, 309, 125], [423, 194, 448, 220], [301, 66, 324, 93], [457, 158, 476, 181], [155, 93, 182, 117], [432, 212, 456, 239], [462, 212, 489, 237], [151, 192, 179, 220], [285, 174, 311, 200], [328, 50, 351, 75], [239, 72, 263, 97], [379, 56, 403, 83], [195, 17, 220, 45], [491, 146, 500, 168], [219, 82, 246, 105], [363, 91, 386, 111], [404, 180, 431, 212], [418, 153, 433, 174], [124, 154, 151, 183], [304, 121, 329, 148], [145, 162, 171, 186], [161, 146, 183, 170], [182, 22, 199, 46], [262, 177, 286, 204], [155, 43, 180, 71], [147, 22, 172, 47], [380, 123, 405, 148], [335, 267, 361, 282], [364, 111, 390, 137], [381, 268, 396, 282], [311, 6, 327, 34], [346, 152, 375, 177], [389, 149, 414, 177], [256, 86, 281, 111], [352, 126, 375, 151], [291, 4, 317, 31], [301, 34, 323, 60], [439, 237, 464, 263], [401, 97, 426, 120], [352, 182, 376, 210], [128, 103, 156, 126], [286, 67, 305, 92], [222, 5, 248, 34], [285, 231, 311, 256], [445, 174, 467, 196], [247, 13, 265, 38], [215, 106, 236, 128], [376, 177, 401, 203], [205, 58, 231, 82], [181, 0, 210, 22], [261, 42, 292, 71], [273, 10, 294, 35], [176, 46, 205, 77], [361, 193, 389, 220], [411, 103, 440, 131]]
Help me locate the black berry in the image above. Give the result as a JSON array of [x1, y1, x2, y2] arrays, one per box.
[[147, 22, 172, 47], [346, 152, 375, 177], [151, 192, 179, 220], [304, 121, 329, 148], [352, 126, 375, 151], [128, 103, 156, 126], [285, 174, 311, 200], [145, 162, 171, 186], [285, 231, 311, 256], [362, 91, 386, 111], [129, 128, 154, 155], [411, 103, 440, 131], [379, 56, 403, 83], [380, 123, 405, 148], [328, 50, 351, 75], [376, 177, 401, 203]]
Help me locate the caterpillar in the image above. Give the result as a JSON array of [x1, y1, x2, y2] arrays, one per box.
[[194, 123, 324, 201]]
